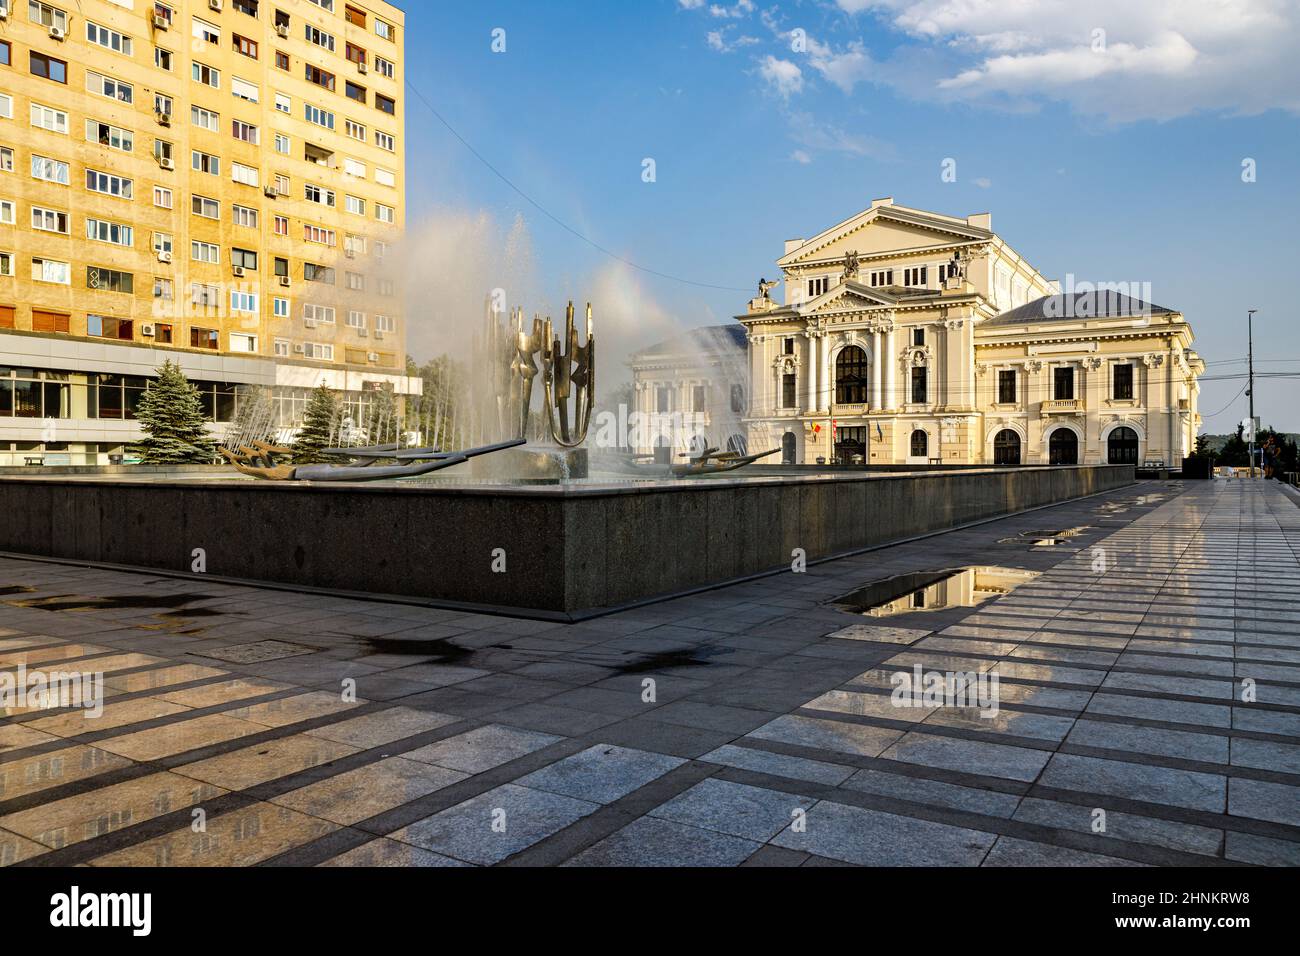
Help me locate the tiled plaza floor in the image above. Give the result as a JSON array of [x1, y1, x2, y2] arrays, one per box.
[[0, 479, 1297, 867]]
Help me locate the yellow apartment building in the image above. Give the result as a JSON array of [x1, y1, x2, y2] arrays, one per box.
[[0, 0, 417, 464]]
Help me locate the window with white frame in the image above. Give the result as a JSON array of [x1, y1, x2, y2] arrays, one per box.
[[86, 218, 133, 246], [191, 240, 220, 264], [32, 257, 71, 284], [275, 93, 291, 114], [232, 120, 259, 144], [273, 298, 290, 318], [305, 104, 335, 130], [153, 186, 173, 208], [192, 195, 220, 219], [153, 233, 173, 256], [31, 155, 70, 184], [274, 133, 291, 154], [86, 169, 133, 198], [376, 204, 394, 224], [31, 103, 69, 134], [231, 162, 259, 187], [87, 120, 133, 152], [0, 252, 14, 277], [303, 304, 335, 325], [233, 205, 258, 228], [304, 343, 334, 361], [86, 72, 133, 104], [0, 201, 14, 225], [376, 315, 396, 333], [305, 183, 335, 206], [303, 224, 336, 246], [230, 291, 259, 314], [0, 148, 11, 173], [193, 18, 220, 44], [345, 195, 365, 216], [191, 106, 220, 131], [305, 24, 336, 52], [345, 119, 366, 141], [375, 131, 395, 152], [375, 56, 395, 79], [0, 96, 11, 121], [32, 206, 70, 234], [192, 150, 220, 175], [230, 333, 258, 354], [346, 310, 366, 330], [29, 2, 69, 32], [375, 168, 396, 188], [343, 158, 367, 179], [231, 77, 259, 102], [87, 22, 133, 56], [274, 339, 291, 357]]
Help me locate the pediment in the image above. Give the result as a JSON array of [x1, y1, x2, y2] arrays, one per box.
[[780, 205, 993, 267], [806, 283, 897, 314]]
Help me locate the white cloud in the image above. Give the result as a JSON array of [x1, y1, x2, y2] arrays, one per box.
[[706, 29, 761, 53], [972, 177, 992, 188], [785, 110, 897, 162], [791, 149, 813, 164], [759, 55, 804, 99], [709, 0, 756, 19], [827, 0, 1300, 121], [677, 0, 706, 9]]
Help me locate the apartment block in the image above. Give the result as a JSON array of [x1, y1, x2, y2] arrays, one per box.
[[0, 0, 416, 464]]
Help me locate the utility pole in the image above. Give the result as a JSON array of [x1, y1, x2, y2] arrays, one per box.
[[1247, 309, 1257, 478]]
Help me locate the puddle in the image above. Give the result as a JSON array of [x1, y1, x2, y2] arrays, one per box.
[[364, 637, 475, 663], [8, 593, 220, 613], [1000, 526, 1091, 548], [613, 646, 734, 674], [833, 566, 1040, 618]]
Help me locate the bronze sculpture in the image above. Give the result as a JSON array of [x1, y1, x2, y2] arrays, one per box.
[[220, 439, 525, 482]]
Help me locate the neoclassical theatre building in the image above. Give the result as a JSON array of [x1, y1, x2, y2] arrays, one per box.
[[741, 198, 1204, 466]]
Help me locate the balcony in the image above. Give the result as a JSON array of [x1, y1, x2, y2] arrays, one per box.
[[1042, 399, 1083, 414]]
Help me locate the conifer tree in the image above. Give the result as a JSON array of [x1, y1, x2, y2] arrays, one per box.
[[130, 361, 218, 464], [293, 383, 342, 464]]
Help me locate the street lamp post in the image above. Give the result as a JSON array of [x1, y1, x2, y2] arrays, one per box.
[[1247, 309, 1257, 478]]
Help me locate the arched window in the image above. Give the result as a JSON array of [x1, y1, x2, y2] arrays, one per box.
[[726, 433, 748, 455], [835, 346, 869, 405], [781, 431, 797, 465], [993, 429, 1021, 465], [1108, 426, 1140, 464], [910, 430, 928, 458], [1049, 429, 1079, 466]]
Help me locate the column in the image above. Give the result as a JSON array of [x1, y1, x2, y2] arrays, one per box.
[[805, 332, 816, 414], [815, 333, 826, 412], [871, 329, 883, 410], [884, 327, 897, 410]]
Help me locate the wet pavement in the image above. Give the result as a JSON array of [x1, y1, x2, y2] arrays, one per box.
[[0, 479, 1297, 867]]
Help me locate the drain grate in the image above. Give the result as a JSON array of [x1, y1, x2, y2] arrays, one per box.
[[200, 640, 318, 664]]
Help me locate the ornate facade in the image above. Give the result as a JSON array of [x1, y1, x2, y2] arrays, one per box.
[[740, 198, 1203, 467]]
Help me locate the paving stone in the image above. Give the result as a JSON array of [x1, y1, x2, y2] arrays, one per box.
[[1011, 796, 1223, 856], [881, 732, 1052, 782], [565, 816, 761, 867], [1066, 718, 1230, 764], [515, 744, 685, 804], [649, 778, 815, 841], [403, 724, 562, 774], [747, 714, 902, 758], [1227, 777, 1300, 827], [1040, 753, 1226, 813], [981, 836, 1148, 867], [392, 783, 597, 865], [697, 744, 856, 786], [1223, 830, 1300, 866], [842, 768, 1023, 818], [771, 799, 997, 866]]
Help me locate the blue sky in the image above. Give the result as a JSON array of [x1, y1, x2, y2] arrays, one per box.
[[400, 0, 1300, 431]]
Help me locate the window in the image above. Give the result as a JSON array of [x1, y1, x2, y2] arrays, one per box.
[[191, 241, 219, 264], [305, 25, 335, 52], [155, 322, 174, 344], [910, 430, 928, 458], [87, 315, 134, 341], [193, 18, 220, 44], [32, 309, 71, 332], [0, 42, 9, 68], [29, 2, 68, 32], [375, 56, 395, 79], [345, 235, 366, 257], [86, 218, 133, 246], [31, 155, 69, 184], [1049, 429, 1079, 466], [0, 148, 10, 173], [0, 95, 10, 120], [155, 48, 174, 71], [276, 51, 290, 71], [234, 0, 259, 16], [274, 216, 288, 236], [376, 131, 395, 152], [274, 257, 289, 278], [273, 174, 290, 195], [1107, 426, 1140, 465], [233, 205, 258, 228], [304, 343, 333, 361], [30, 52, 68, 84], [192, 195, 220, 219], [911, 367, 927, 404], [191, 106, 220, 131], [375, 168, 396, 188], [86, 120, 133, 152], [86, 169, 133, 199], [1053, 366, 1074, 401], [346, 119, 367, 141], [303, 263, 335, 284], [233, 34, 258, 59], [903, 266, 928, 287], [346, 310, 366, 330], [346, 271, 364, 290], [273, 298, 290, 318], [307, 0, 334, 11], [375, 19, 395, 42], [376, 315, 396, 334], [912, 328, 925, 347], [30, 103, 68, 133], [306, 183, 335, 206], [375, 94, 396, 116], [345, 5, 367, 27], [305, 104, 335, 130], [305, 64, 335, 90], [155, 94, 174, 118], [232, 120, 259, 145], [346, 81, 367, 103], [376, 204, 394, 224], [304, 225, 336, 246], [87, 22, 133, 56], [86, 71, 132, 103], [274, 339, 291, 357], [230, 332, 258, 353], [31, 206, 69, 234], [152, 233, 173, 256], [1113, 363, 1134, 401], [230, 291, 259, 314], [0, 253, 14, 276], [193, 62, 221, 88], [993, 429, 1021, 466], [193, 150, 220, 175], [231, 248, 258, 271], [345, 195, 366, 216], [346, 42, 367, 65], [231, 77, 260, 102], [275, 93, 292, 114], [834, 346, 869, 405], [153, 186, 173, 208], [303, 304, 335, 325], [0, 201, 13, 224], [274, 133, 291, 154], [378, 279, 394, 296], [87, 266, 133, 294], [781, 373, 796, 409], [231, 162, 259, 187], [870, 269, 893, 287], [998, 369, 1017, 404], [191, 328, 219, 350]]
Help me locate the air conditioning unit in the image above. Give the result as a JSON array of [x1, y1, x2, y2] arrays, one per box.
[[357, 61, 368, 74], [275, 23, 290, 38], [208, 0, 223, 11], [293, 344, 306, 354], [345, 249, 356, 259], [373, 331, 384, 341], [357, 327, 368, 337], [159, 251, 174, 263], [278, 276, 291, 287], [264, 187, 278, 199], [49, 25, 66, 41], [142, 324, 156, 337], [159, 157, 175, 170], [156, 111, 172, 126], [0, 5, 9, 22], [304, 318, 317, 329], [367, 353, 380, 363], [152, 14, 169, 30], [232, 266, 246, 278]]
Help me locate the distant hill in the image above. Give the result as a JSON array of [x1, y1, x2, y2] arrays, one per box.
[[1201, 433, 1299, 453]]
